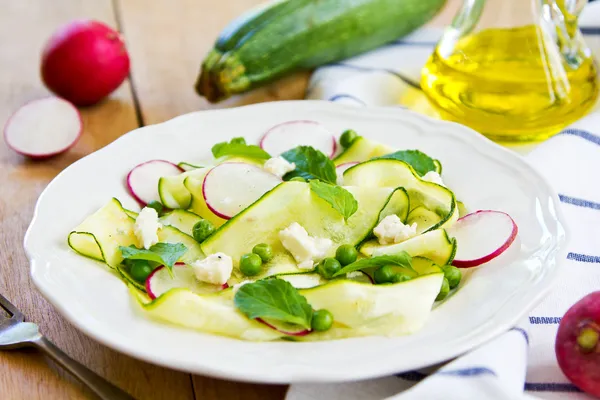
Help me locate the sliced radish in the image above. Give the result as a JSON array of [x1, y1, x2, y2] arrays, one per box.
[[448, 210, 518, 268], [4, 97, 82, 159], [127, 160, 182, 206], [260, 120, 337, 158], [257, 318, 311, 337], [335, 162, 359, 185], [202, 162, 281, 219], [145, 263, 227, 300]]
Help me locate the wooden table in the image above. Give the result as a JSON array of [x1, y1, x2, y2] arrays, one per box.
[[0, 1, 456, 398]]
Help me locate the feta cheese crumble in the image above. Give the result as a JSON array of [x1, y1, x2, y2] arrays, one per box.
[[422, 171, 445, 187], [264, 156, 296, 178], [346, 271, 364, 279], [279, 222, 332, 270], [134, 207, 162, 249], [191, 253, 233, 285], [373, 215, 418, 245]]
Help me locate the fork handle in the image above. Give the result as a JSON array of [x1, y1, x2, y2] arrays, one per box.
[[32, 336, 136, 400]]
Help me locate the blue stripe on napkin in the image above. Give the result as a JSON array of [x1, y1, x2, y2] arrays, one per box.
[[438, 367, 497, 377], [510, 327, 530, 344], [567, 252, 600, 263], [328, 94, 366, 105], [529, 316, 562, 325], [559, 194, 600, 210], [525, 383, 582, 392], [561, 129, 600, 146]]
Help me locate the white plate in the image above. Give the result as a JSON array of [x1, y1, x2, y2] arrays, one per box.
[[25, 100, 568, 384]]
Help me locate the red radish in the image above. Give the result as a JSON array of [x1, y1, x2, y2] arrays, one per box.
[[127, 160, 182, 206], [335, 162, 359, 185], [257, 318, 311, 337], [202, 162, 281, 219], [145, 263, 227, 300], [41, 19, 130, 106], [556, 292, 600, 397], [260, 120, 337, 158], [3, 97, 82, 159], [448, 210, 518, 268]]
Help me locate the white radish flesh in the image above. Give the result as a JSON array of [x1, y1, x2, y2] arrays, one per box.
[[127, 160, 182, 206], [145, 264, 227, 300], [257, 318, 311, 337], [202, 162, 281, 219], [448, 210, 518, 268], [260, 120, 337, 158], [335, 162, 359, 185], [4, 97, 82, 158]]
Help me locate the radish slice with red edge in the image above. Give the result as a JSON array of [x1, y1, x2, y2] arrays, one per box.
[[202, 162, 281, 219], [257, 318, 311, 337], [145, 263, 227, 300], [127, 160, 182, 206], [260, 120, 337, 158], [335, 162, 358, 185], [448, 210, 518, 268], [4, 97, 82, 159]]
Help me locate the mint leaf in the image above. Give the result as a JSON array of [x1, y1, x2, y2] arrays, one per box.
[[375, 150, 436, 176], [234, 278, 313, 330], [333, 252, 413, 277], [281, 146, 336, 184], [119, 242, 188, 273], [309, 180, 358, 221], [212, 137, 271, 160]]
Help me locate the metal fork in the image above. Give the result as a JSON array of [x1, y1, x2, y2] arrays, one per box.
[[0, 293, 135, 400]]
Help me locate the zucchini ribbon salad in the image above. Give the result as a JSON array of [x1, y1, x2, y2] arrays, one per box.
[[68, 120, 518, 341]]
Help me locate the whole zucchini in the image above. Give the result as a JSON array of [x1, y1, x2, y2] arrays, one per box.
[[195, 0, 446, 102]]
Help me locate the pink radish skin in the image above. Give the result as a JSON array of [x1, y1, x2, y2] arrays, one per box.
[[41, 19, 130, 106], [145, 263, 228, 300], [3, 97, 82, 159], [257, 318, 311, 337], [260, 120, 337, 158], [449, 210, 518, 268], [202, 162, 281, 220], [127, 160, 183, 206]]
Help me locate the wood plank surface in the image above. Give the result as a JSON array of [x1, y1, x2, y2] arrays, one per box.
[[0, 0, 459, 399], [0, 1, 195, 399]]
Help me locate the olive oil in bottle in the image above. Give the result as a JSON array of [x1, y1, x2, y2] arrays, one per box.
[[421, 5, 598, 142]]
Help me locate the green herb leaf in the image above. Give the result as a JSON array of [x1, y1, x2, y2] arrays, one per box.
[[375, 150, 436, 176], [281, 146, 337, 184], [234, 278, 313, 330], [309, 180, 358, 221], [333, 252, 413, 277], [119, 242, 188, 273], [211, 137, 271, 160]]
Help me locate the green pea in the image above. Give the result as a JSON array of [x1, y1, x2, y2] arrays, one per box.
[[436, 278, 450, 301], [373, 265, 395, 284], [311, 309, 334, 332], [391, 273, 412, 283], [240, 253, 263, 276], [340, 129, 359, 149], [335, 244, 358, 266], [317, 258, 341, 279], [289, 177, 306, 182], [252, 243, 273, 262], [146, 201, 164, 215], [230, 137, 246, 145], [129, 260, 153, 283], [442, 265, 462, 289], [192, 219, 215, 243]]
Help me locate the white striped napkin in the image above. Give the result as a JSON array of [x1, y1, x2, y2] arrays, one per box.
[[287, 3, 600, 399]]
